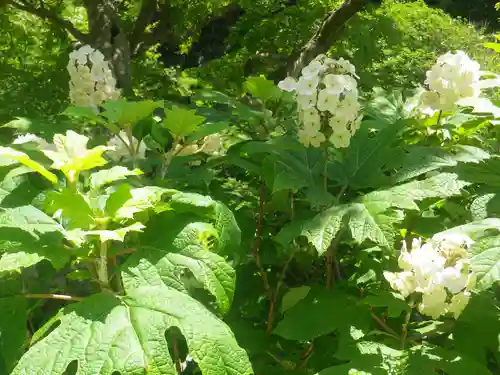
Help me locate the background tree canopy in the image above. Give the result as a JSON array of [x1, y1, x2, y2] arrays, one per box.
[[0, 0, 498, 122]]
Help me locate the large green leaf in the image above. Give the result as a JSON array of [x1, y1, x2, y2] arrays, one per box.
[[321, 341, 492, 375], [280, 200, 400, 255], [12, 287, 253, 375], [273, 287, 370, 341], [165, 191, 241, 255], [261, 140, 324, 193], [469, 235, 500, 290], [391, 145, 490, 184], [0, 278, 27, 374], [212, 201, 241, 255], [279, 173, 466, 254], [123, 213, 236, 314], [0, 205, 63, 236], [0, 206, 67, 271], [470, 193, 500, 220], [407, 345, 492, 375], [438, 218, 500, 239], [328, 121, 405, 189], [365, 173, 469, 211]]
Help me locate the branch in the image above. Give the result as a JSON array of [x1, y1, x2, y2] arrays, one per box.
[[133, 0, 178, 57], [285, 0, 369, 78], [24, 293, 84, 302], [11, 0, 89, 42], [130, 0, 158, 51]]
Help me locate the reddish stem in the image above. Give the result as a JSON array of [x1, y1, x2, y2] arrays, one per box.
[[112, 248, 137, 258], [251, 181, 271, 293], [24, 293, 84, 302], [326, 254, 333, 289]]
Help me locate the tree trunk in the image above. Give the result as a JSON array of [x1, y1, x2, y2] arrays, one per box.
[[85, 0, 133, 96]]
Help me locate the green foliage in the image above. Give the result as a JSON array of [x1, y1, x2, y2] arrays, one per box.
[[2, 2, 500, 374]]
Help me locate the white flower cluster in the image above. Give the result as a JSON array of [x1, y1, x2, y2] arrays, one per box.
[[67, 45, 120, 111], [384, 232, 476, 320], [278, 55, 362, 148], [418, 50, 499, 115]]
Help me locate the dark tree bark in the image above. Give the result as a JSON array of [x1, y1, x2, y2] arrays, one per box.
[[284, 0, 370, 78]]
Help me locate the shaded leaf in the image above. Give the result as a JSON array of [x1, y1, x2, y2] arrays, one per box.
[[0, 278, 26, 373], [328, 121, 405, 189], [273, 287, 370, 341], [364, 291, 410, 317], [0, 229, 68, 272], [280, 286, 311, 314]]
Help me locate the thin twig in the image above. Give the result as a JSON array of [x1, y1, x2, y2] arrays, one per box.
[[251, 181, 271, 293], [112, 248, 137, 257], [371, 312, 400, 338], [326, 185, 347, 288], [24, 294, 84, 302], [266, 192, 296, 335], [326, 253, 333, 289], [401, 310, 411, 349], [267, 247, 296, 335], [336, 184, 347, 202], [436, 110, 443, 126], [173, 338, 182, 373]]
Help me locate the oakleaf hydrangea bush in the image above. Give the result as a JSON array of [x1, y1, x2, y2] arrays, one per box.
[[1, 43, 500, 375]]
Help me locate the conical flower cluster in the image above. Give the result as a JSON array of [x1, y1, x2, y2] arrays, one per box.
[[384, 232, 476, 319], [67, 45, 120, 111], [278, 55, 362, 148], [418, 50, 499, 115]]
